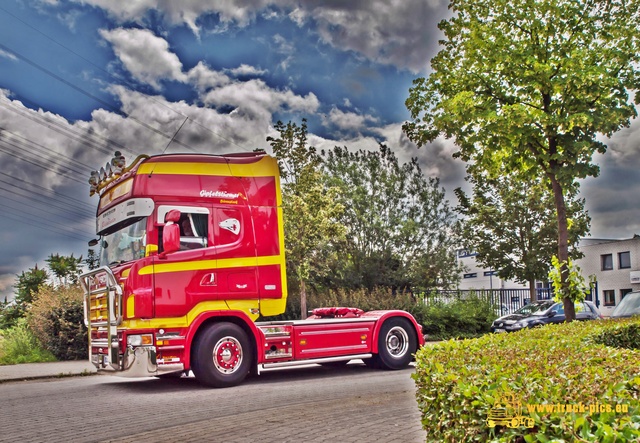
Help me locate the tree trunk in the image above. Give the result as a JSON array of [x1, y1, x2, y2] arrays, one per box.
[[529, 280, 537, 303], [549, 173, 576, 321], [300, 279, 307, 320]]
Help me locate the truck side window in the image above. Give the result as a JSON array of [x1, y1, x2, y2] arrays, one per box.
[[157, 206, 210, 252], [179, 213, 208, 250]]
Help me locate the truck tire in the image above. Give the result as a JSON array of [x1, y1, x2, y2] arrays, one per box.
[[192, 322, 251, 388], [376, 317, 417, 370]]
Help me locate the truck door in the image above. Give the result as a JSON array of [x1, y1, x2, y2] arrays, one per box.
[[153, 205, 215, 318], [212, 205, 259, 301]]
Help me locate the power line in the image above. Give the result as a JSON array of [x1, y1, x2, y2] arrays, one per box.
[[0, 124, 95, 170], [0, 134, 89, 177], [0, 171, 94, 211], [0, 42, 201, 154], [0, 141, 86, 184], [0, 188, 94, 226], [0, 203, 92, 242], [0, 181, 94, 218], [0, 100, 133, 158], [0, 5, 250, 152]]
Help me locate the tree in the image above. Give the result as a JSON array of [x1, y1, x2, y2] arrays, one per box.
[[84, 249, 100, 271], [404, 0, 640, 320], [14, 265, 48, 305], [267, 119, 345, 319], [323, 145, 461, 293], [455, 169, 590, 301], [0, 265, 49, 329], [46, 253, 83, 285]]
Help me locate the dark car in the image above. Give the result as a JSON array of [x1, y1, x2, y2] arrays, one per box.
[[611, 291, 640, 318], [491, 299, 602, 333]]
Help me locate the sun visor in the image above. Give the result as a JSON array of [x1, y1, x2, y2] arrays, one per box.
[[97, 198, 154, 235]]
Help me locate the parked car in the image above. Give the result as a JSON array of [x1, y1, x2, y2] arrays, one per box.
[[491, 299, 602, 333], [611, 291, 640, 318]]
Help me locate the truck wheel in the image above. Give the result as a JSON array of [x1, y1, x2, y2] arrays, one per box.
[[376, 317, 417, 370], [192, 323, 251, 388]]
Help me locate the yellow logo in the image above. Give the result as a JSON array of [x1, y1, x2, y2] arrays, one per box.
[[487, 391, 629, 429], [487, 392, 535, 429]]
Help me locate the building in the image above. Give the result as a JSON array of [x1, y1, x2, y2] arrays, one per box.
[[456, 236, 640, 317], [575, 236, 640, 317], [456, 249, 528, 291]]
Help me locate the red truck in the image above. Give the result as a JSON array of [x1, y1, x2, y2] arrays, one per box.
[[80, 151, 424, 388]]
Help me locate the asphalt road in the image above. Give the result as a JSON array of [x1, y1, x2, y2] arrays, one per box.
[[0, 362, 426, 443]]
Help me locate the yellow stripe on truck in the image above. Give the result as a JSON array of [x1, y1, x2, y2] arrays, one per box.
[[138, 255, 284, 275], [121, 300, 260, 328]]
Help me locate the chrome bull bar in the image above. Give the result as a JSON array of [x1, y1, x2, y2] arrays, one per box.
[[79, 266, 122, 370]]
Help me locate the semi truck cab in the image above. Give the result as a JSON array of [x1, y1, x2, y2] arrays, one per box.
[[81, 151, 424, 388]]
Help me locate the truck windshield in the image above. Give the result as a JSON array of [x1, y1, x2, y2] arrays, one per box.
[[99, 218, 147, 266]]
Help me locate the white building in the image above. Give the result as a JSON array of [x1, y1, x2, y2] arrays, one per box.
[[575, 236, 640, 317], [456, 236, 640, 316], [456, 249, 528, 291]]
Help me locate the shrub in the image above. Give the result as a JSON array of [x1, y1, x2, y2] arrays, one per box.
[[27, 284, 87, 361], [591, 322, 640, 350], [419, 297, 496, 341], [413, 318, 640, 442], [0, 318, 56, 365]]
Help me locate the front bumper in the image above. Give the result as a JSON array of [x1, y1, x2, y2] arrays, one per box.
[[92, 346, 184, 377], [491, 324, 526, 333]]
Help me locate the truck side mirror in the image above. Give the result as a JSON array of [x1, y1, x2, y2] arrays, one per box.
[[161, 210, 181, 256]]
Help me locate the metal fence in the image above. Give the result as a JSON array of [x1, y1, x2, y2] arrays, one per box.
[[421, 288, 587, 316]]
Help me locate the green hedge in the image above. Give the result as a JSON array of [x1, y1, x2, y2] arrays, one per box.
[[591, 322, 640, 351], [413, 318, 640, 442], [418, 298, 495, 341]]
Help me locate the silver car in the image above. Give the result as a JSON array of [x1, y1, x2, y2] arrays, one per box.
[[611, 291, 640, 318]]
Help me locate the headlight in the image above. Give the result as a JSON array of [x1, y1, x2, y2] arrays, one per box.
[[127, 334, 153, 346], [512, 321, 528, 329]]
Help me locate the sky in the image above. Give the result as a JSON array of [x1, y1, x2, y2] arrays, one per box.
[[0, 0, 638, 302]]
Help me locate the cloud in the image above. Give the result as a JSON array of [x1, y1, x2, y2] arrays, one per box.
[[226, 64, 268, 77], [321, 107, 379, 134], [0, 49, 18, 61], [298, 0, 449, 72], [99, 28, 187, 89], [187, 62, 232, 92], [77, 0, 274, 34], [201, 79, 320, 120], [98, 30, 315, 122], [72, 0, 450, 73], [580, 116, 640, 239]]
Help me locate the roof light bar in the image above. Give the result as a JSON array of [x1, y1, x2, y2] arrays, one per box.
[[89, 151, 149, 197]]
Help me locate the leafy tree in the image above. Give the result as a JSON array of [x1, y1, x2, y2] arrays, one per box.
[[46, 253, 83, 285], [323, 145, 461, 293], [0, 265, 48, 329], [268, 119, 345, 318], [84, 249, 100, 271], [404, 0, 640, 320], [455, 169, 590, 301], [14, 265, 48, 305]]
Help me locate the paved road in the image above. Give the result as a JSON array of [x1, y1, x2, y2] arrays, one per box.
[[0, 362, 426, 443]]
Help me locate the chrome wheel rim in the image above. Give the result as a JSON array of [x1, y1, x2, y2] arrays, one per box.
[[385, 326, 409, 358], [213, 336, 243, 374]]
